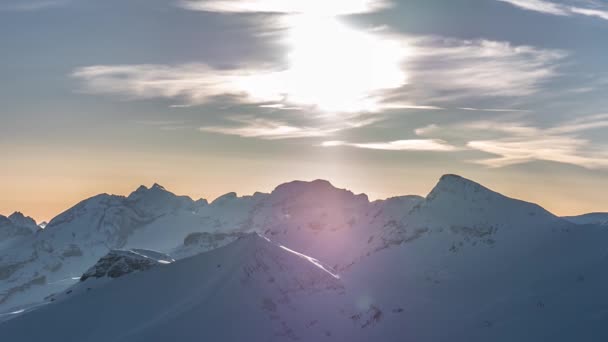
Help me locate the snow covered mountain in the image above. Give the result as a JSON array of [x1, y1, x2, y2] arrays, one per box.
[[1, 174, 608, 341], [0, 212, 40, 248], [0, 178, 389, 314], [3, 222, 608, 341], [564, 212, 608, 226], [0, 184, 208, 312]]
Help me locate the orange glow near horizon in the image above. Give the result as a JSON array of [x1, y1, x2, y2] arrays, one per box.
[[1, 147, 606, 223]]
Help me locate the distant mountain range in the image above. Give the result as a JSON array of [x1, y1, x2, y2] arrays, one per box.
[[1, 175, 607, 341]]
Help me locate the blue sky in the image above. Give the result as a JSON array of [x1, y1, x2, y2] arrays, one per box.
[[1, 0, 608, 220]]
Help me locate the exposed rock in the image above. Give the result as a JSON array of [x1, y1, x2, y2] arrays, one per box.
[[80, 250, 171, 282]]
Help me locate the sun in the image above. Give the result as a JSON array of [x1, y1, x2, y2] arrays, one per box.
[[281, 15, 408, 113], [230, 13, 409, 113]]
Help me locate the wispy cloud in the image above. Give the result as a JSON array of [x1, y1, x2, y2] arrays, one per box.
[[0, 0, 67, 11], [321, 139, 458, 151], [178, 0, 391, 15], [72, 36, 566, 111], [134, 120, 190, 131], [458, 107, 531, 113], [569, 6, 608, 20], [468, 136, 608, 169], [199, 115, 380, 140], [402, 37, 567, 101], [200, 117, 340, 139], [497, 0, 569, 15], [546, 113, 608, 134], [414, 124, 441, 136], [417, 114, 608, 169], [498, 0, 608, 21], [72, 64, 290, 106]]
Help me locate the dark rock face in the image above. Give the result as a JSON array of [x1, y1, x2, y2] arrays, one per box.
[[80, 250, 170, 282]]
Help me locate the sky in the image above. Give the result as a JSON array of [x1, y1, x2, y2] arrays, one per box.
[[1, 0, 608, 222]]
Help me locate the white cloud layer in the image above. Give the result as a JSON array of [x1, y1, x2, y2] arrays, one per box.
[[199, 116, 379, 140], [498, 0, 608, 21], [72, 64, 288, 105], [321, 139, 458, 151], [0, 0, 66, 11], [72, 36, 566, 111], [497, 0, 569, 15], [178, 0, 390, 15], [417, 114, 608, 169], [403, 37, 567, 100]]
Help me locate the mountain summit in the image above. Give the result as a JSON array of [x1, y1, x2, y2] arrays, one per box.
[[417, 174, 560, 228]]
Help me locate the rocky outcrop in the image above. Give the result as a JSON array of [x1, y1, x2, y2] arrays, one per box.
[[80, 250, 172, 282]]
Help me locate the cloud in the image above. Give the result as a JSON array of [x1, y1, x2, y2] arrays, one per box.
[[72, 64, 290, 105], [200, 117, 341, 139], [458, 107, 531, 112], [402, 37, 567, 101], [380, 103, 444, 110], [414, 124, 440, 136], [133, 120, 190, 131], [0, 0, 67, 11], [72, 35, 566, 112], [468, 136, 608, 169], [199, 115, 379, 140], [569, 6, 608, 20], [498, 0, 608, 21], [497, 0, 569, 15], [178, 0, 391, 15], [418, 114, 608, 169], [321, 139, 458, 151]]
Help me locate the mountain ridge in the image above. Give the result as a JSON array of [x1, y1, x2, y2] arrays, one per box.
[[0, 175, 602, 318]]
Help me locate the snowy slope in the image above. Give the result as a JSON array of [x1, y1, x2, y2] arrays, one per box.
[[3, 221, 608, 342], [335, 175, 608, 341], [564, 212, 608, 226], [41, 248, 174, 307], [0, 234, 352, 342]]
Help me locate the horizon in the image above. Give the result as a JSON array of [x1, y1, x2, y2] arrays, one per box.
[[2, 0, 608, 221], [2, 173, 605, 223]]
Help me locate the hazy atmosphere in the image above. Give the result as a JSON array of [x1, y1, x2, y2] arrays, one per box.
[[3, 2, 608, 340], [2, 0, 608, 220]]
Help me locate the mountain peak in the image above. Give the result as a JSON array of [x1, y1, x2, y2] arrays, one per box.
[[151, 183, 166, 191], [418, 174, 559, 228], [8, 211, 38, 231], [438, 174, 482, 187], [273, 179, 335, 194], [211, 192, 238, 205], [134, 185, 148, 192], [129, 183, 169, 199], [127, 183, 197, 214], [428, 174, 490, 200]]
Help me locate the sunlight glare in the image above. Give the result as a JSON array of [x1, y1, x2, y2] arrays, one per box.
[[282, 15, 407, 112]]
